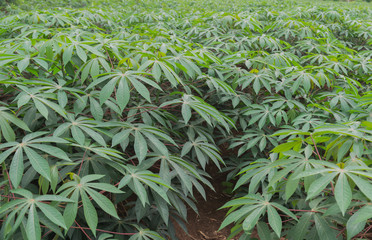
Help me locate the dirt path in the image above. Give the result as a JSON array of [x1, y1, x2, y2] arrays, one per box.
[[173, 165, 244, 240]]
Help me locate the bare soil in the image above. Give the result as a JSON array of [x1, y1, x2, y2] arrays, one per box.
[[172, 165, 244, 240]]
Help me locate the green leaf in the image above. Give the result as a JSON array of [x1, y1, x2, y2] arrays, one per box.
[[63, 45, 74, 65], [63, 190, 79, 229], [307, 172, 337, 200], [288, 212, 313, 240], [0, 117, 15, 142], [314, 214, 339, 240], [26, 204, 41, 240], [134, 131, 148, 163], [131, 78, 151, 102], [80, 126, 106, 146], [334, 173, 352, 216], [100, 78, 117, 104], [294, 168, 332, 179], [347, 174, 372, 200], [34, 99, 49, 119], [182, 104, 192, 124], [257, 221, 273, 240], [35, 195, 74, 202], [132, 177, 148, 207], [142, 132, 169, 157], [30, 144, 70, 161], [76, 45, 87, 62], [0, 146, 17, 164], [2, 111, 30, 131], [346, 206, 372, 240], [112, 129, 132, 147], [81, 190, 98, 236], [116, 79, 130, 111], [86, 183, 124, 193], [267, 205, 282, 237], [271, 202, 298, 220], [219, 204, 259, 230], [58, 91, 68, 108], [85, 188, 119, 219], [90, 97, 103, 121], [17, 57, 30, 72], [285, 176, 300, 201], [80, 174, 105, 184], [36, 201, 67, 229], [11, 188, 33, 198], [7, 203, 28, 236], [0, 199, 26, 214], [71, 125, 85, 145], [242, 206, 265, 232], [38, 98, 67, 118], [9, 147, 23, 188], [24, 146, 51, 181]]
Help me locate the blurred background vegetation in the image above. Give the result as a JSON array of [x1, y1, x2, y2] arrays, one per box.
[[0, 0, 371, 13]]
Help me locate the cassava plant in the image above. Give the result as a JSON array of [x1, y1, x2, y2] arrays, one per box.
[[0, 0, 371, 239]]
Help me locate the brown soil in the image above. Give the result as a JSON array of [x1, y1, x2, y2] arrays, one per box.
[[172, 165, 245, 240]]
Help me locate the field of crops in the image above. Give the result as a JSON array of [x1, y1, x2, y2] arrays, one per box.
[[0, 0, 371, 239]]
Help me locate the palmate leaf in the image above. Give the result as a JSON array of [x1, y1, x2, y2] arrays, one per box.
[[70, 141, 124, 161], [0, 189, 72, 240], [314, 122, 372, 140], [17, 78, 84, 102], [219, 193, 297, 236], [0, 107, 30, 142], [0, 132, 70, 188], [76, 57, 111, 82], [100, 121, 177, 163], [168, 53, 203, 79], [287, 69, 320, 93], [161, 94, 234, 130], [87, 70, 161, 111], [147, 154, 208, 198], [237, 72, 273, 94], [182, 137, 224, 169], [58, 37, 105, 65], [231, 129, 278, 156], [139, 57, 183, 87], [1, 3, 372, 240], [244, 104, 283, 129], [0, 54, 28, 69], [293, 161, 372, 215], [53, 114, 107, 146], [118, 167, 173, 207], [57, 174, 123, 236], [16, 86, 67, 119], [128, 227, 165, 240], [233, 158, 272, 191]]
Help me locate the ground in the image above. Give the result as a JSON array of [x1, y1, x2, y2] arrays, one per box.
[[173, 165, 248, 240]]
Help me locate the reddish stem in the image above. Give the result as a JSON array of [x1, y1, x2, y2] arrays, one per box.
[[5, 169, 15, 199], [74, 220, 92, 240], [77, 150, 88, 176], [310, 134, 322, 161], [288, 209, 320, 213]]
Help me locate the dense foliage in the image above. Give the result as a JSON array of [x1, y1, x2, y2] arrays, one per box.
[[0, 0, 371, 239]]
